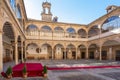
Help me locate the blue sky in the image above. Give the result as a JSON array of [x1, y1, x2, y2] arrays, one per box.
[[24, 0, 120, 24]]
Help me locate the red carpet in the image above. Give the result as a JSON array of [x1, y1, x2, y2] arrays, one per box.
[[12, 63, 43, 77], [48, 65, 120, 70]]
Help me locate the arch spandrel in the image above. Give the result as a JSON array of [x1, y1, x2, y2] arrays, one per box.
[[66, 27, 76, 33], [53, 43, 65, 49], [101, 39, 120, 46], [2, 21, 18, 38], [40, 42, 52, 48], [76, 27, 87, 33], [101, 14, 120, 27], [66, 43, 76, 48], [77, 43, 87, 48], [25, 24, 39, 30]]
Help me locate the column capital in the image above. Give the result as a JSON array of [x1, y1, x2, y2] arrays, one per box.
[[14, 42, 18, 44], [64, 48, 66, 51]]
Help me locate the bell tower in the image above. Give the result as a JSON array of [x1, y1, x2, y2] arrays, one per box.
[[41, 1, 52, 21]]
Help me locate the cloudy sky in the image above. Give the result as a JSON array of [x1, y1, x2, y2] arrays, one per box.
[[24, 0, 120, 24]]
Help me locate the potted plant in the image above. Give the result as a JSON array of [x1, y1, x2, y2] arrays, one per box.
[[6, 66, 12, 79], [42, 65, 47, 77], [22, 65, 27, 78]]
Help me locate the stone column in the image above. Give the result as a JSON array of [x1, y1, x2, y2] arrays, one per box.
[[99, 46, 102, 61], [52, 48, 54, 59], [79, 49, 81, 59], [21, 41, 23, 62], [0, 32, 3, 72], [76, 48, 78, 60], [109, 47, 112, 60], [86, 47, 89, 59], [24, 45, 26, 59], [95, 49, 99, 59], [24, 42, 27, 59], [15, 37, 18, 64]]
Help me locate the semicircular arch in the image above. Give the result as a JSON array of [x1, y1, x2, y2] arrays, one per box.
[[66, 27, 76, 33], [40, 25, 52, 31], [102, 39, 120, 46]]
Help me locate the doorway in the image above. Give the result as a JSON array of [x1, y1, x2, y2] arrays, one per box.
[[81, 52, 85, 59], [89, 51, 94, 59], [116, 50, 120, 61], [102, 51, 107, 60]]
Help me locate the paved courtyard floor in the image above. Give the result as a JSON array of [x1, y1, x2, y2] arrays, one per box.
[[1, 59, 120, 80]]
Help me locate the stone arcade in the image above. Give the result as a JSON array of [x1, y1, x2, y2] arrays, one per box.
[[0, 0, 120, 71]]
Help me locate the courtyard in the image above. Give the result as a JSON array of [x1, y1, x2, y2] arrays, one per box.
[[1, 59, 120, 80]]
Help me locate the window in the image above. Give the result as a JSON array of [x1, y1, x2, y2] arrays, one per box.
[[54, 27, 64, 32], [41, 26, 52, 32], [104, 16, 119, 23], [78, 29, 87, 38], [17, 5, 22, 18], [9, 0, 16, 11], [6, 49, 10, 57], [102, 16, 120, 32], [26, 24, 39, 35], [67, 28, 75, 33]]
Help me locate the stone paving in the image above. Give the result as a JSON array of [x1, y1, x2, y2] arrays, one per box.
[[59, 74, 106, 80], [1, 59, 120, 80]]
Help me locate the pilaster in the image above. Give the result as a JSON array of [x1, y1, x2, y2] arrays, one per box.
[[15, 37, 18, 64], [0, 32, 3, 72]]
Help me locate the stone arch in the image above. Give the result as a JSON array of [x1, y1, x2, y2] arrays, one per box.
[[88, 44, 99, 59], [54, 44, 64, 59], [1, 19, 16, 34], [76, 27, 87, 34], [78, 29, 87, 38], [77, 43, 87, 48], [40, 25, 52, 37], [101, 15, 120, 33], [26, 24, 39, 30], [88, 42, 100, 48], [40, 25, 52, 32], [40, 43, 52, 47], [102, 39, 120, 46], [26, 24, 39, 35], [41, 43, 52, 59], [88, 25, 100, 37], [2, 21, 16, 63], [53, 26, 64, 37], [101, 39, 120, 60], [54, 43, 64, 49], [66, 44, 76, 59], [26, 43, 38, 49], [26, 43, 39, 54], [66, 27, 76, 33], [54, 26, 64, 32], [3, 22, 15, 39], [66, 27, 76, 38], [78, 44, 86, 59], [78, 44, 86, 48]]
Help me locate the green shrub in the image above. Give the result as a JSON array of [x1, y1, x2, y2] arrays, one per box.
[[22, 65, 27, 74], [43, 65, 47, 74], [6, 66, 12, 75]]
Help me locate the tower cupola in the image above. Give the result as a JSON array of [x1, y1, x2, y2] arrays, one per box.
[[41, 1, 52, 21]]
